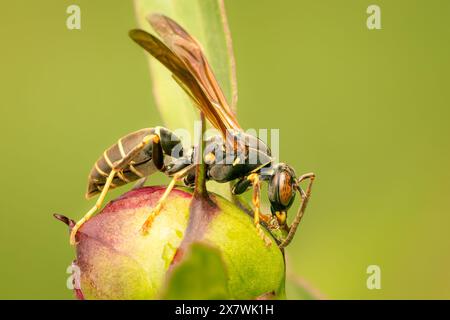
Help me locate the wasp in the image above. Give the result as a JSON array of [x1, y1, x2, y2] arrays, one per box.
[[69, 14, 315, 248]]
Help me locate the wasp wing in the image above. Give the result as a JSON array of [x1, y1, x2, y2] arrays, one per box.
[[130, 14, 241, 136], [147, 14, 239, 127]]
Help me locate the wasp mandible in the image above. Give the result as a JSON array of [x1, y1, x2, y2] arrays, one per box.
[[69, 14, 315, 248]]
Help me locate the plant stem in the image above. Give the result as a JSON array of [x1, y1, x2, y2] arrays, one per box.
[[193, 112, 208, 199], [170, 112, 218, 267]]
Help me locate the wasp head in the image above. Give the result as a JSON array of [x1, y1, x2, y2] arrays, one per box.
[[267, 163, 298, 227]]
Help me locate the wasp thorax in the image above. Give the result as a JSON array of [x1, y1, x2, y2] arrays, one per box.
[[267, 164, 297, 219]]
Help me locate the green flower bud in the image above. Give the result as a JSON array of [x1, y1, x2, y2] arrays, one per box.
[[58, 186, 286, 299]]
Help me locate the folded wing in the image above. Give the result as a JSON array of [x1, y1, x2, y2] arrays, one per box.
[[129, 14, 241, 138]]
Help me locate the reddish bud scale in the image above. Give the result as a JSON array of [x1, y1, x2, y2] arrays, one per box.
[[64, 186, 285, 299]]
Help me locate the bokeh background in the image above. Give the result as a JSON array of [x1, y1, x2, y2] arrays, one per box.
[[1, 0, 449, 299]]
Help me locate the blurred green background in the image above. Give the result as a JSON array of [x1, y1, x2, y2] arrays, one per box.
[[1, 0, 449, 299]]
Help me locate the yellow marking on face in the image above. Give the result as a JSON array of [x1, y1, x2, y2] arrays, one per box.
[[275, 211, 287, 226], [95, 162, 109, 178], [233, 156, 241, 166]]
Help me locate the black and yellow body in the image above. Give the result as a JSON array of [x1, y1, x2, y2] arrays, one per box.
[[86, 127, 185, 199], [65, 14, 315, 248]]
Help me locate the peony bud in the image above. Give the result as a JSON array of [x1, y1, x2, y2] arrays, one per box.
[[57, 186, 286, 299]]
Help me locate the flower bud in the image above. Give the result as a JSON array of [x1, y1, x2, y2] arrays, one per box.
[[58, 186, 286, 299]]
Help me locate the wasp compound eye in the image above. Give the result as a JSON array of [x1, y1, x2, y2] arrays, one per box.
[[268, 164, 297, 214]]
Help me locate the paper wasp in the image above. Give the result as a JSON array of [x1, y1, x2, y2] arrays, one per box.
[[69, 14, 315, 248]]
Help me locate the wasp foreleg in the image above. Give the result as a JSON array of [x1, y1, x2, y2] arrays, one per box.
[[247, 173, 272, 247], [278, 173, 315, 249]]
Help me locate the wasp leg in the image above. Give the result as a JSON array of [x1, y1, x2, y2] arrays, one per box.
[[70, 169, 117, 245], [298, 172, 315, 185], [279, 173, 315, 249], [140, 163, 195, 235], [70, 134, 158, 245], [232, 177, 272, 225], [232, 177, 251, 195], [247, 173, 272, 247]]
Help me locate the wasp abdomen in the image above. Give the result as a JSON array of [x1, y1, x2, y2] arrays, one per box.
[[86, 127, 185, 199], [86, 128, 156, 199]]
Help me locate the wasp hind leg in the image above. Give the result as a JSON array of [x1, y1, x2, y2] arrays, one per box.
[[247, 173, 272, 247], [140, 163, 194, 235], [70, 169, 117, 245], [69, 134, 159, 245]]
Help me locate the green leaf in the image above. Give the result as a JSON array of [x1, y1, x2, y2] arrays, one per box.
[[132, 0, 237, 135], [161, 243, 230, 299]]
